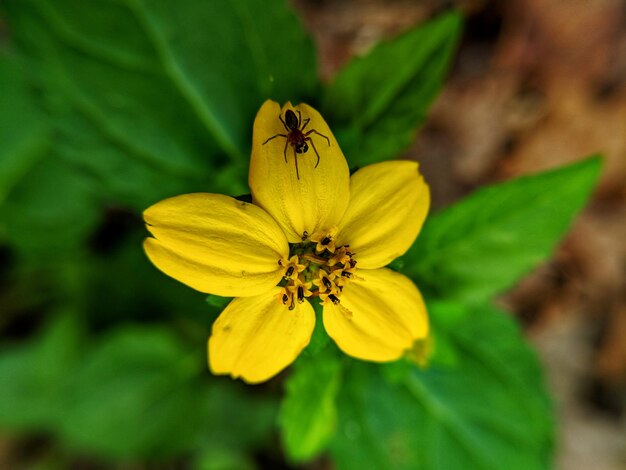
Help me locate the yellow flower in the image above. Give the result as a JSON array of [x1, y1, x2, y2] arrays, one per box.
[[143, 100, 431, 383]]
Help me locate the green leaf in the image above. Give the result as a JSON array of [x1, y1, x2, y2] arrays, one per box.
[[0, 312, 83, 430], [0, 55, 49, 206], [0, 314, 278, 460], [330, 303, 554, 470], [279, 349, 342, 462], [196, 380, 278, 455], [2, 0, 317, 253], [56, 325, 204, 459], [193, 448, 256, 470], [0, 156, 101, 257], [323, 12, 461, 166], [206, 294, 233, 311], [302, 299, 331, 356], [0, 56, 94, 255], [404, 156, 603, 303], [52, 323, 276, 460]]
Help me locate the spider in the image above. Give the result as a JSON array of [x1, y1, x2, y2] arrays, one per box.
[[262, 109, 330, 180]]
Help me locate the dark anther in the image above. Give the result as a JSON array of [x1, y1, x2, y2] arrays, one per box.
[[322, 277, 332, 289], [321, 237, 331, 245], [301, 231, 309, 241], [341, 270, 352, 278], [349, 259, 357, 268], [297, 286, 304, 302], [282, 293, 289, 304], [329, 294, 340, 305], [285, 266, 295, 277]]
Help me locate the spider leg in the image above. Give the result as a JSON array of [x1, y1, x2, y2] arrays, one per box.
[[263, 133, 287, 145], [283, 139, 289, 164], [279, 115, 289, 132], [301, 118, 311, 131], [297, 110, 302, 128], [306, 137, 321, 169], [305, 129, 330, 146], [294, 146, 300, 180]]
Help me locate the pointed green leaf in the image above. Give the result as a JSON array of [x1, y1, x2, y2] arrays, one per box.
[[323, 12, 462, 166], [404, 156, 603, 303]]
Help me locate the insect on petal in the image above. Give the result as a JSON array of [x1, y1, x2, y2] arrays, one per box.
[[250, 100, 350, 243]]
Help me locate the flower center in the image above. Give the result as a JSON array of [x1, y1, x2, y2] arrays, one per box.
[[277, 227, 357, 310]]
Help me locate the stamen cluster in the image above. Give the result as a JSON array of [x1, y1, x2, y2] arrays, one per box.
[[277, 228, 357, 310]]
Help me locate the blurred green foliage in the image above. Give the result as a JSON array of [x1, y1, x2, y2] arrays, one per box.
[[0, 0, 602, 468], [0, 313, 278, 463], [0, 57, 48, 207]]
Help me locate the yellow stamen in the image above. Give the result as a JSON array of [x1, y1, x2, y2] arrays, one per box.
[[313, 268, 338, 293], [301, 253, 327, 264], [280, 255, 306, 280], [328, 245, 352, 266], [288, 277, 313, 302], [310, 227, 338, 254], [276, 287, 295, 310]]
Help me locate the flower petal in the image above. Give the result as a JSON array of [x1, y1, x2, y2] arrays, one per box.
[[323, 268, 428, 362], [336, 161, 430, 269], [144, 193, 288, 297], [208, 289, 316, 383], [249, 100, 350, 243]]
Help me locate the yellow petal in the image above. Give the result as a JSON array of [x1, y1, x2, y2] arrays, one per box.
[[323, 268, 428, 362], [144, 193, 288, 297], [208, 289, 316, 383], [249, 100, 350, 243], [336, 161, 430, 269]]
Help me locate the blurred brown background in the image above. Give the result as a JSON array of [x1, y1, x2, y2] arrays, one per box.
[[293, 0, 626, 468]]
